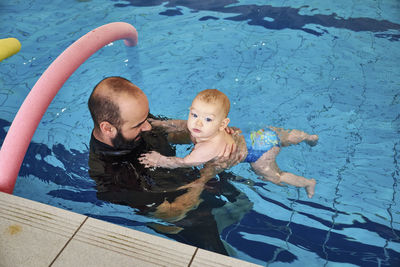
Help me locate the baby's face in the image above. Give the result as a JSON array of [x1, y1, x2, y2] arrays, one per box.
[[187, 99, 226, 140]]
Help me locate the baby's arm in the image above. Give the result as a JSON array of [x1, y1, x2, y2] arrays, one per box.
[[139, 144, 216, 169]]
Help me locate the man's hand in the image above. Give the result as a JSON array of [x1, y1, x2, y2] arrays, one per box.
[[225, 126, 242, 135], [205, 133, 247, 172]]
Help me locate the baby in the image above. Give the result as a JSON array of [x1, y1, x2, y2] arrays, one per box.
[[139, 89, 318, 198]]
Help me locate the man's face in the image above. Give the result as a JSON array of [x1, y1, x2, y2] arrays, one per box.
[[111, 128, 143, 150], [111, 92, 152, 150]]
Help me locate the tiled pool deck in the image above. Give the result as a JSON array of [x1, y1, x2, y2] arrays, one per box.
[[0, 192, 261, 267]]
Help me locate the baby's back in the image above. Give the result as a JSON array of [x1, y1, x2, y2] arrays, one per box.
[[194, 131, 235, 164], [211, 131, 235, 157]]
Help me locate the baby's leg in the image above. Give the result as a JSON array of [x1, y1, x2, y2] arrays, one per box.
[[251, 147, 316, 198], [269, 126, 318, 147]]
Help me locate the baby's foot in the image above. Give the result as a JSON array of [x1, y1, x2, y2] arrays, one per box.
[[305, 179, 316, 198], [305, 135, 319, 146]]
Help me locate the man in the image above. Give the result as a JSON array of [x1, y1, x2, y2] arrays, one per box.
[[88, 76, 251, 255]]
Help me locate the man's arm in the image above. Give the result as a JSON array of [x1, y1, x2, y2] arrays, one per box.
[[149, 119, 186, 133], [149, 118, 243, 145], [149, 134, 248, 222], [149, 119, 192, 144], [205, 133, 247, 172], [150, 163, 224, 222]]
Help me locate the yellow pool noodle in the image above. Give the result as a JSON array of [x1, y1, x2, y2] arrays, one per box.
[[0, 38, 21, 61]]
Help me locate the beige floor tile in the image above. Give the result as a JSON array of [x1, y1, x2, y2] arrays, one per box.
[[52, 217, 196, 267], [190, 248, 263, 267], [0, 192, 86, 267], [1, 192, 261, 267]]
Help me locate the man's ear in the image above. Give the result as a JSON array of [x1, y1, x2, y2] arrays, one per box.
[[99, 121, 117, 138], [219, 118, 230, 131]]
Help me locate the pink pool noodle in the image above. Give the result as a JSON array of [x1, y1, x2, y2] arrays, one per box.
[[0, 22, 138, 194]]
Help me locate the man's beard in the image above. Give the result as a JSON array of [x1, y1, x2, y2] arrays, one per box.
[[111, 130, 143, 150]]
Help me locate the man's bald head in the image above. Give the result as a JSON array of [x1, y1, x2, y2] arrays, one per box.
[[88, 77, 145, 130]]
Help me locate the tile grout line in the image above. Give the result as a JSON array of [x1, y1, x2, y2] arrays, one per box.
[[48, 216, 89, 267], [187, 247, 198, 267]]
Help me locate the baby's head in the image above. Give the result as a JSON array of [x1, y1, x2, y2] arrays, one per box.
[[188, 89, 231, 139], [193, 89, 230, 118]]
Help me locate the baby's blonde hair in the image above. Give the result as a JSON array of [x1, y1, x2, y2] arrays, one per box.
[[195, 89, 230, 117]]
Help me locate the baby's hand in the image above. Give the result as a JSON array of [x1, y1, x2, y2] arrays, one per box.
[[139, 151, 162, 168]]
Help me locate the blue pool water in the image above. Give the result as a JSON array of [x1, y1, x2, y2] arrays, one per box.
[[1, 0, 400, 265]]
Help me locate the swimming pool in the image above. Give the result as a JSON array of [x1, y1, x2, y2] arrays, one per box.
[[1, 0, 399, 265]]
